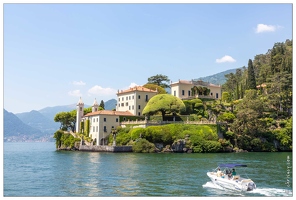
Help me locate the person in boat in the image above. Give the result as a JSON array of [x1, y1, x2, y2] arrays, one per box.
[[232, 168, 237, 176], [217, 168, 222, 177], [226, 169, 232, 179]]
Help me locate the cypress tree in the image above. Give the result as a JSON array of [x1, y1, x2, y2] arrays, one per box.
[[100, 100, 105, 109], [247, 59, 257, 89], [236, 82, 240, 99]]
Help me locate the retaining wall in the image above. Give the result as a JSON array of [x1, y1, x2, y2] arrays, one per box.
[[79, 144, 132, 152]]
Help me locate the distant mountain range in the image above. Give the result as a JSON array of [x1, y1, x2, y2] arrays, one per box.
[[4, 109, 48, 142], [196, 67, 241, 85], [16, 110, 60, 134], [4, 68, 236, 142], [4, 99, 117, 142]]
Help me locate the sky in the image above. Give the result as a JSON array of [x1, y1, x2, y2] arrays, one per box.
[[2, 1, 293, 114]]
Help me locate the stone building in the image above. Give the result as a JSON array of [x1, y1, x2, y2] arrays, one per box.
[[170, 79, 222, 100]]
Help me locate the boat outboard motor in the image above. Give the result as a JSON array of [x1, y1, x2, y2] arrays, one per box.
[[247, 182, 256, 191]]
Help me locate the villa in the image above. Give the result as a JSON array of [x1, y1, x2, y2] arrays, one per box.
[[75, 81, 221, 146], [170, 79, 221, 100], [75, 86, 158, 145]]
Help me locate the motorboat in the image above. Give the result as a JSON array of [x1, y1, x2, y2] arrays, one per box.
[[207, 163, 256, 192]]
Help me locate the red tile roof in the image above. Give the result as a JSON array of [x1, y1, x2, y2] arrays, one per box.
[[117, 86, 157, 94], [84, 110, 134, 117]]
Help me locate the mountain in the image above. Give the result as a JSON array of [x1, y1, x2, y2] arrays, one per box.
[[3, 109, 52, 142], [38, 104, 82, 121], [15, 110, 60, 134], [38, 99, 117, 121], [104, 99, 117, 110], [196, 68, 242, 85]]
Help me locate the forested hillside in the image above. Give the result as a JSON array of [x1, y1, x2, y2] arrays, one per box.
[[219, 39, 292, 151]]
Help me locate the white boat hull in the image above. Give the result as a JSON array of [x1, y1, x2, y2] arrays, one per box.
[[207, 172, 256, 192]]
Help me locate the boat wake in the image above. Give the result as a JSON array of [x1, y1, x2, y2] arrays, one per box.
[[248, 187, 292, 197], [202, 181, 292, 197]]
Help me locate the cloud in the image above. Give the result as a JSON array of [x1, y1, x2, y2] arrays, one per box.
[[88, 85, 116, 96], [72, 81, 86, 86], [128, 82, 138, 88], [119, 83, 139, 91], [68, 90, 82, 97], [216, 55, 236, 63], [255, 24, 278, 33]]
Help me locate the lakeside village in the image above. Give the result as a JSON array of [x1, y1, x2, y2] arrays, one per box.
[[57, 79, 223, 153]]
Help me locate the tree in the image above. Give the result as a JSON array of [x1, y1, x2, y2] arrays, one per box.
[[217, 112, 236, 123], [142, 83, 167, 94], [222, 92, 231, 103], [54, 110, 76, 132], [247, 59, 257, 90], [142, 94, 186, 121], [99, 100, 105, 109], [53, 130, 63, 148], [147, 74, 171, 88]]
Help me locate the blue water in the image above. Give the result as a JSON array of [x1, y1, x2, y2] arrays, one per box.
[[3, 142, 293, 197]]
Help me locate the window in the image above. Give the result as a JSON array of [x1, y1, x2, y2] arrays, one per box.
[[132, 95, 134, 99], [173, 91, 176, 96], [118, 104, 120, 107], [216, 93, 219, 98], [129, 106, 131, 110], [138, 112, 141, 116], [138, 95, 141, 99], [126, 96, 128, 100], [126, 102, 128, 106], [182, 90, 185, 95], [93, 118, 95, 122], [121, 103, 124, 107], [118, 98, 120, 102], [138, 105, 141, 109], [211, 92, 213, 96], [132, 105, 134, 110], [96, 126, 98, 132], [122, 97, 124, 101], [129, 96, 131, 100], [104, 126, 107, 132], [96, 118, 98, 122], [116, 118, 118, 122], [104, 118, 106, 122], [93, 126, 95, 132], [80, 107, 82, 111], [145, 95, 148, 102], [112, 126, 114, 129], [188, 91, 191, 96]]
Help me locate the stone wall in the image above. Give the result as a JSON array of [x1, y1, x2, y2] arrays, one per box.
[[79, 144, 132, 152]]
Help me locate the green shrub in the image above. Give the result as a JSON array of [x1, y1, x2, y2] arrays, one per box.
[[116, 132, 131, 146], [129, 128, 145, 140], [132, 138, 155, 153], [224, 131, 234, 140], [250, 138, 262, 151], [202, 140, 222, 152], [192, 146, 203, 153]]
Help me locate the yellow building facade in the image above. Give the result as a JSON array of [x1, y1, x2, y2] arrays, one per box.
[[116, 86, 158, 116]]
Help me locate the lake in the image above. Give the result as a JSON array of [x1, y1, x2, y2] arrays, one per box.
[[3, 142, 293, 197]]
